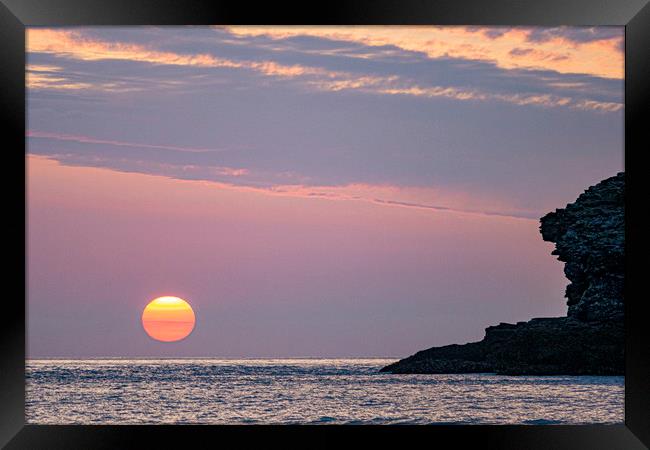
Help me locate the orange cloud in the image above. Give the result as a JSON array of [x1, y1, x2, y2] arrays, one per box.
[[225, 26, 623, 80], [26, 64, 96, 90], [27, 29, 325, 78], [27, 28, 621, 112], [29, 29, 232, 67]]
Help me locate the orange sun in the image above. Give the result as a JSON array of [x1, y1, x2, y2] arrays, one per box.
[[141, 296, 195, 342]]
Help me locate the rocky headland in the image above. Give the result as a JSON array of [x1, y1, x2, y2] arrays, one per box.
[[380, 172, 624, 375]]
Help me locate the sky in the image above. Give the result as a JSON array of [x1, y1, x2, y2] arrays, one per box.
[[26, 26, 624, 358]]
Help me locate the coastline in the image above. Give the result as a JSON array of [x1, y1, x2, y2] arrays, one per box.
[[381, 173, 625, 375]]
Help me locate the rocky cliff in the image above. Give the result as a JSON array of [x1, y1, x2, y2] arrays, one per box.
[[380, 173, 625, 375], [540, 172, 624, 322]]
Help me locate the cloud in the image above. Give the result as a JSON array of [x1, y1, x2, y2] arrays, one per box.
[[28, 29, 329, 79], [370, 198, 537, 220], [28, 154, 538, 221], [27, 64, 96, 90], [26, 27, 624, 219], [26, 60, 193, 93], [371, 85, 621, 112], [27, 130, 231, 154], [224, 26, 623, 80], [27, 28, 622, 113], [525, 27, 622, 44], [509, 48, 534, 57]]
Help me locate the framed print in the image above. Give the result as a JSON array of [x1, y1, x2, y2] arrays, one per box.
[[1, 0, 649, 448]]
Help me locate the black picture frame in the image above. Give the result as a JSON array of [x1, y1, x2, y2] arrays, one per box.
[[1, 1, 648, 448]]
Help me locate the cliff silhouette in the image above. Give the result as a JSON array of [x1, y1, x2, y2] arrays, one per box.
[[381, 173, 624, 375]]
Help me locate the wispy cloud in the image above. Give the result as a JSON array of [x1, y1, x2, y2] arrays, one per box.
[[27, 28, 622, 113], [28, 154, 539, 221], [28, 130, 231, 154], [366, 85, 621, 112], [370, 198, 537, 220], [27, 64, 96, 90], [28, 30, 328, 79], [26, 27, 624, 220], [224, 26, 624, 80]]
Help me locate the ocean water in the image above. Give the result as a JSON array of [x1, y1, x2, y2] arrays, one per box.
[[26, 359, 624, 424]]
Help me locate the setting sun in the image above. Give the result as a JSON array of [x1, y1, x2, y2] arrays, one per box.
[[141, 296, 195, 342]]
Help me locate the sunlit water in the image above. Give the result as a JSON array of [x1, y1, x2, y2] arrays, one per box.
[[26, 359, 624, 424]]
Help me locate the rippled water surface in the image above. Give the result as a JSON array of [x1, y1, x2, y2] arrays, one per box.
[[26, 359, 623, 424]]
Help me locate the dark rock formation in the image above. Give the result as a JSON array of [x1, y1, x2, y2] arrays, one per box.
[[380, 317, 623, 375], [540, 172, 624, 322], [381, 173, 624, 375]]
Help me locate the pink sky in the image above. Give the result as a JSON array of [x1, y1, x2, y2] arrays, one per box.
[[26, 26, 623, 358], [28, 156, 567, 357]]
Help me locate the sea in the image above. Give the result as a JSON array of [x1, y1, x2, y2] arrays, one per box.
[[26, 358, 624, 425]]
